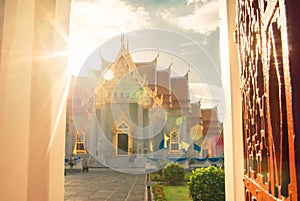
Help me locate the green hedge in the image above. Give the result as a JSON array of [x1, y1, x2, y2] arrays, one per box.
[[162, 163, 185, 185], [188, 166, 225, 201], [152, 184, 167, 201]]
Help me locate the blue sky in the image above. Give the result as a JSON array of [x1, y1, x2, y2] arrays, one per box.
[[69, 0, 220, 76]]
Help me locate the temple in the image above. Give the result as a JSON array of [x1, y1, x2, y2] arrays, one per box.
[[65, 35, 223, 168]]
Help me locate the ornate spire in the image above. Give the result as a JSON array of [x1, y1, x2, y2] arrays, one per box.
[[117, 33, 129, 57], [120, 33, 126, 51], [154, 49, 159, 64], [121, 33, 124, 46]]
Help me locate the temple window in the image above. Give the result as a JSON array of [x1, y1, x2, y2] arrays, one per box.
[[169, 128, 180, 153]]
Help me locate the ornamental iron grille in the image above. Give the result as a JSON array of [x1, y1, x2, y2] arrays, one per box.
[[236, 0, 298, 200]]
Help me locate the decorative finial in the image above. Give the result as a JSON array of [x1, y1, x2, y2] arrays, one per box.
[[198, 98, 202, 108], [120, 33, 126, 51], [153, 49, 159, 64], [168, 57, 173, 69], [184, 65, 190, 80], [121, 33, 124, 45], [127, 38, 129, 50]]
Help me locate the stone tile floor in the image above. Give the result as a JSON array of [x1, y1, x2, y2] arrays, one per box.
[[64, 168, 146, 201]]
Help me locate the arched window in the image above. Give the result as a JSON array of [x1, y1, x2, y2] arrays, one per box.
[[171, 132, 178, 142], [171, 132, 179, 150], [169, 128, 180, 153]]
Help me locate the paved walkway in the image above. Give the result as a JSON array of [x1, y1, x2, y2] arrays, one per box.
[[64, 168, 147, 201]]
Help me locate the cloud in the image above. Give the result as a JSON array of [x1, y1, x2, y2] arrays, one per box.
[[186, 0, 210, 7], [70, 0, 151, 35], [161, 0, 219, 35], [186, 0, 200, 6], [68, 0, 151, 75]]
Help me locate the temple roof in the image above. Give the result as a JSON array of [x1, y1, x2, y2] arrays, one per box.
[[201, 107, 219, 122], [171, 77, 189, 101], [157, 70, 170, 92], [190, 102, 201, 118], [93, 35, 193, 110]]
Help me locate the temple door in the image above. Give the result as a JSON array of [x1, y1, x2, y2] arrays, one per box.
[[117, 133, 129, 155]]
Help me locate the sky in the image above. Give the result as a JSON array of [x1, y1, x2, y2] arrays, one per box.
[[68, 0, 223, 118], [68, 0, 220, 75]]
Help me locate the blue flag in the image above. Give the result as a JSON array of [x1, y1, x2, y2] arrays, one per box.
[[159, 138, 164, 149], [193, 143, 201, 152]]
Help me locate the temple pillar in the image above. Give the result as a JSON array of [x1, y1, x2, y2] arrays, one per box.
[[138, 104, 144, 153], [100, 105, 106, 136]]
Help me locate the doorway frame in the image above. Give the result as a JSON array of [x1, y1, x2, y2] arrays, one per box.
[[116, 132, 129, 156]]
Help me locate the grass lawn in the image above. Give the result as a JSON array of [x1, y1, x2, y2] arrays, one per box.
[[184, 171, 193, 181], [163, 184, 192, 201], [151, 170, 193, 200]]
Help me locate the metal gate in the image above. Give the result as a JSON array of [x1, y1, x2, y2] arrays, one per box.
[[236, 0, 298, 200]]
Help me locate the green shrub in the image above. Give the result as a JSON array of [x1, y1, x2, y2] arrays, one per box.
[[162, 163, 185, 185], [156, 159, 169, 176], [189, 166, 225, 201], [152, 184, 167, 201], [150, 172, 163, 181]]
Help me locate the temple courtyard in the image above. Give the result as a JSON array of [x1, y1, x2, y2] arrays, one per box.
[[64, 168, 147, 201]]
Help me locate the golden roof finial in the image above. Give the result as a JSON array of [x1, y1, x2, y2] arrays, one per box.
[[117, 33, 128, 57], [168, 57, 173, 69], [121, 33, 124, 46], [184, 65, 190, 80]]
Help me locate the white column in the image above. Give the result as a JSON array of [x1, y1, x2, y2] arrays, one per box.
[[138, 105, 144, 153], [100, 105, 107, 139], [220, 0, 245, 201]]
